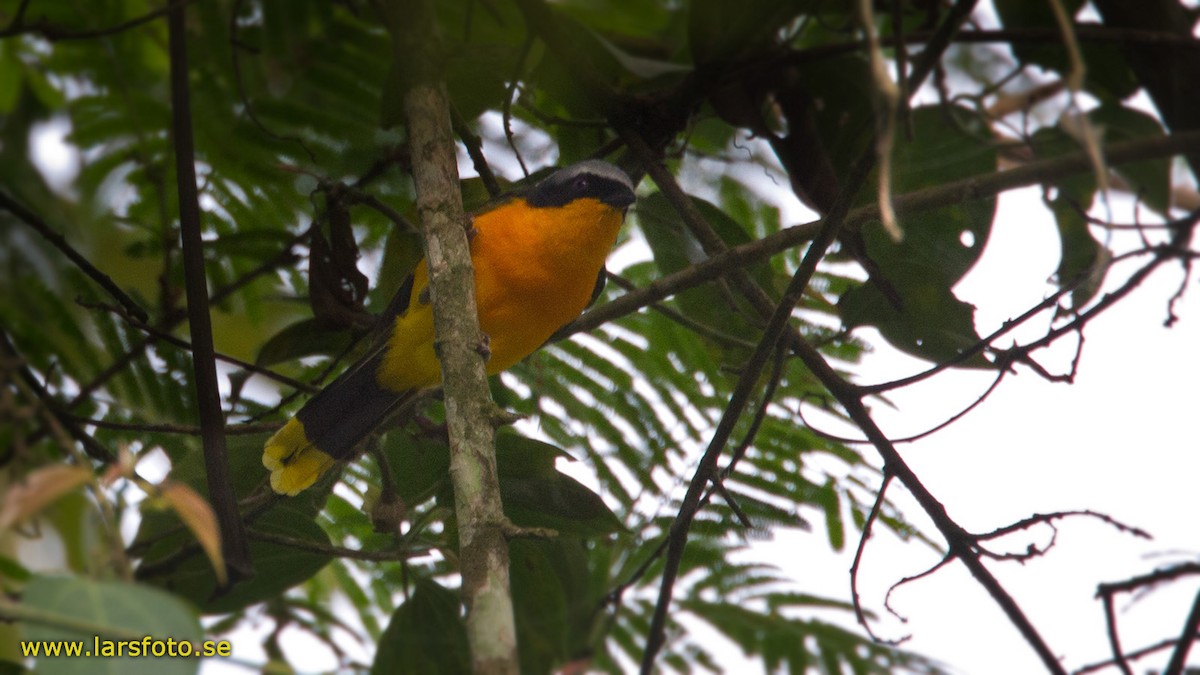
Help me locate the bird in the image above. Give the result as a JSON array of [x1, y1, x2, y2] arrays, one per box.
[[263, 160, 637, 496]]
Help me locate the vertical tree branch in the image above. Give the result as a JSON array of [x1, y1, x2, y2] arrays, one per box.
[[384, 1, 519, 673], [1165, 586, 1200, 675], [166, 2, 251, 583]]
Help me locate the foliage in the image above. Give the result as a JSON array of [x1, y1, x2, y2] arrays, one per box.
[[1, 1, 1197, 674]]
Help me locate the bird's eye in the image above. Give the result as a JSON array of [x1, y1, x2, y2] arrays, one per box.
[[572, 176, 590, 193]]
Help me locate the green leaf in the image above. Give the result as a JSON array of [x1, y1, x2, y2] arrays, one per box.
[[637, 191, 772, 349], [371, 227, 424, 313], [1027, 107, 1149, 306], [378, 59, 406, 130], [1090, 104, 1170, 213], [0, 42, 23, 115], [387, 428, 622, 537], [496, 434, 624, 537], [445, 47, 516, 121], [993, 0, 1087, 32], [500, 474, 623, 537], [688, 0, 807, 64], [509, 538, 597, 674], [255, 318, 356, 367], [40, 491, 105, 578], [495, 433, 572, 478], [559, 0, 685, 42], [840, 278, 987, 366], [0, 555, 32, 586], [384, 428, 452, 507], [1074, 39, 1140, 102], [526, 10, 647, 118], [371, 578, 469, 675], [437, 0, 527, 119], [819, 480, 844, 551], [1049, 197, 1109, 309], [839, 105, 996, 367], [591, 32, 690, 80], [22, 576, 202, 675], [1031, 124, 1097, 201], [875, 106, 997, 282]]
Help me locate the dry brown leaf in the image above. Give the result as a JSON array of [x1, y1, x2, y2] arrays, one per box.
[[0, 465, 93, 529], [159, 480, 227, 586]]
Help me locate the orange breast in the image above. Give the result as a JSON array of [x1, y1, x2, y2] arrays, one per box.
[[376, 196, 624, 391]]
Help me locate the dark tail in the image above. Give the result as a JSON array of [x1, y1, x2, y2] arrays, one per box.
[[296, 350, 413, 459], [263, 351, 413, 495]]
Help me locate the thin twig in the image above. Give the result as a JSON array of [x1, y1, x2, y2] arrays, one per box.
[[70, 415, 278, 436], [858, 0, 902, 241], [1096, 563, 1200, 597], [850, 473, 906, 644], [706, 345, 790, 529], [0, 0, 197, 40], [0, 189, 148, 323], [718, 346, 789, 481], [764, 25, 1200, 74], [883, 554, 956, 622], [1, 330, 114, 462], [450, 105, 502, 198], [979, 510, 1151, 543], [245, 529, 428, 562], [632, 109, 879, 675], [227, 0, 317, 162], [77, 299, 318, 393], [605, 273, 757, 350], [502, 34, 535, 176]]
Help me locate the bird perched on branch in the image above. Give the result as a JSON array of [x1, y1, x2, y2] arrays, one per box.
[[263, 160, 636, 495]]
